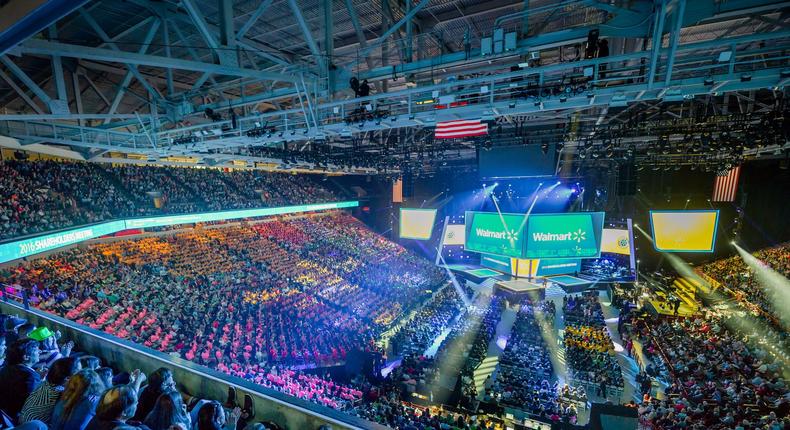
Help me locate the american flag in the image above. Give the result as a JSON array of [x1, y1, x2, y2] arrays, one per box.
[[434, 119, 488, 139], [712, 165, 741, 202]]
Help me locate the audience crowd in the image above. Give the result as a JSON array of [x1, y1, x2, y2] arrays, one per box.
[[0, 160, 339, 241], [0, 312, 305, 430], [0, 213, 447, 416], [492, 300, 571, 422]]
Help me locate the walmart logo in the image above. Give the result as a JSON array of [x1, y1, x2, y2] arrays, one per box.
[[532, 228, 587, 243], [476, 228, 519, 241]]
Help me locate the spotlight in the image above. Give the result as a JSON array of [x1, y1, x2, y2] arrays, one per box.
[[730, 240, 736, 245]]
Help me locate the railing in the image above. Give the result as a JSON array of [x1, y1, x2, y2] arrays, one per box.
[[0, 120, 150, 150], [0, 299, 384, 430]]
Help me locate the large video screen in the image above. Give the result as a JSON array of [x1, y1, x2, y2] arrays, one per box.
[[524, 212, 605, 259], [478, 144, 557, 179], [649, 210, 719, 252], [399, 208, 438, 240], [601, 228, 631, 255], [465, 211, 528, 258], [442, 224, 466, 246]]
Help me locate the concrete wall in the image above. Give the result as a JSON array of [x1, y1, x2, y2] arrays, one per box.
[[0, 300, 387, 430]]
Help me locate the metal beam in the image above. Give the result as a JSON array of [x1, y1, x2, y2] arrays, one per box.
[[17, 39, 300, 83], [664, 0, 686, 86], [97, 16, 157, 49], [218, 0, 235, 47], [238, 0, 274, 40], [191, 72, 212, 91], [0, 55, 53, 107], [77, 8, 162, 100], [0, 114, 151, 120], [180, 0, 220, 50], [647, 0, 668, 89], [105, 19, 162, 124], [81, 72, 112, 108], [48, 25, 68, 103], [161, 18, 175, 96], [0, 68, 44, 114], [287, 0, 322, 59], [324, 0, 334, 92], [359, 0, 431, 58], [71, 73, 85, 126]]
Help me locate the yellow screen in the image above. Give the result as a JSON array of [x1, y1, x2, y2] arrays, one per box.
[[515, 259, 539, 278], [399, 209, 437, 240], [443, 224, 466, 246], [601, 228, 631, 255], [650, 211, 719, 252]]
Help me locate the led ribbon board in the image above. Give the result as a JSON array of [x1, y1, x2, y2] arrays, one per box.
[[0, 201, 359, 264], [524, 212, 605, 259], [398, 208, 438, 240], [480, 254, 517, 276], [465, 211, 529, 258], [649, 210, 719, 252]]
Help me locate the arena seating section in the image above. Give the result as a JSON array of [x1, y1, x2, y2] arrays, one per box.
[[1, 159, 788, 430], [0, 160, 340, 241], [622, 243, 790, 429]]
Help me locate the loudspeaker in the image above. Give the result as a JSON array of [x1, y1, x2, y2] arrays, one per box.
[[617, 162, 637, 196]]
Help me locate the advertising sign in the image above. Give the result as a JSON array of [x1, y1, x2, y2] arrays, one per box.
[[465, 211, 528, 258], [524, 212, 604, 259]]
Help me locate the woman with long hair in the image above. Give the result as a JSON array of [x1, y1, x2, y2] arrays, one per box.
[[143, 391, 191, 430], [133, 367, 175, 421], [49, 369, 105, 430]]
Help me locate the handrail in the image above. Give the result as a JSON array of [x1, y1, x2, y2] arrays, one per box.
[[0, 299, 385, 430]]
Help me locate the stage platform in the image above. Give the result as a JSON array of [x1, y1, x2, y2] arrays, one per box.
[[546, 275, 595, 293], [494, 279, 546, 301], [442, 264, 510, 283]]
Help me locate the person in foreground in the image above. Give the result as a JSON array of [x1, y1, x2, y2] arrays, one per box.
[[85, 386, 148, 430]]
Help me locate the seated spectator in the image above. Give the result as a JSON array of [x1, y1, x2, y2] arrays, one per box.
[[0, 339, 41, 422], [50, 370, 105, 430], [143, 391, 191, 430], [20, 357, 80, 423], [195, 401, 240, 430], [85, 385, 147, 430], [134, 368, 176, 422]]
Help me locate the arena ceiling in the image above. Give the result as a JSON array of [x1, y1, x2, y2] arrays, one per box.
[[0, 0, 788, 173]]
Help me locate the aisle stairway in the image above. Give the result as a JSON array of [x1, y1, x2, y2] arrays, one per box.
[[649, 276, 701, 316], [472, 307, 517, 399], [473, 356, 499, 395]]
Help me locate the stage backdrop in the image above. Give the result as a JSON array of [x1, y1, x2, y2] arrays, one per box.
[[524, 212, 605, 259], [464, 211, 528, 258], [465, 211, 605, 259]]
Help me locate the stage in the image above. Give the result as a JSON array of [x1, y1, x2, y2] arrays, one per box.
[[443, 263, 598, 296], [494, 279, 546, 301]]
